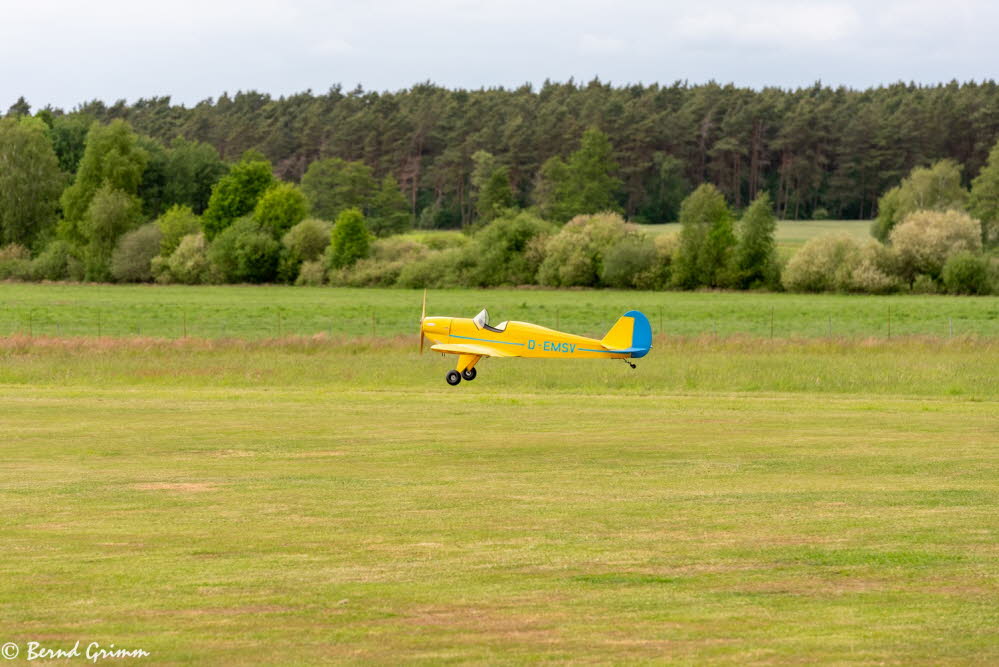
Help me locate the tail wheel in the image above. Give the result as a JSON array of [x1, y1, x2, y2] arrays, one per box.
[[461, 367, 477, 381], [445, 370, 461, 386]]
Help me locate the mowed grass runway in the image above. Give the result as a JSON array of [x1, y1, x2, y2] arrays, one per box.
[[1, 336, 997, 662]]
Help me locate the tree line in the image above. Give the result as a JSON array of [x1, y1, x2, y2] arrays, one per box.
[[8, 78, 999, 226], [0, 84, 998, 295]]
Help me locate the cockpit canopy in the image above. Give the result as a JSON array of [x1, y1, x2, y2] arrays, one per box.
[[472, 309, 508, 333]]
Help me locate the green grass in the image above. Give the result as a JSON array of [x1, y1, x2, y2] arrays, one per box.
[[2, 283, 998, 340], [1, 337, 997, 662]]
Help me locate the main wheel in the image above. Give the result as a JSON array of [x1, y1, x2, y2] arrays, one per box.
[[445, 370, 461, 386], [461, 367, 477, 381]]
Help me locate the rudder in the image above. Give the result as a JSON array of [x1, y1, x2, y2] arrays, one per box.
[[601, 310, 652, 358]]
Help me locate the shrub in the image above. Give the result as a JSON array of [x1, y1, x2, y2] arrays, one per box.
[[327, 208, 370, 270], [157, 233, 212, 284], [942, 251, 990, 295], [202, 158, 275, 240], [279, 218, 331, 282], [600, 235, 658, 289], [30, 240, 82, 281], [910, 274, 940, 294], [395, 248, 465, 288], [781, 233, 862, 292], [872, 160, 968, 241], [254, 182, 309, 238], [889, 209, 982, 282], [845, 242, 902, 294], [414, 231, 468, 250], [538, 212, 632, 287], [208, 217, 280, 283], [462, 211, 555, 286], [111, 223, 161, 282], [295, 260, 326, 286], [0, 244, 31, 280], [156, 205, 201, 257]]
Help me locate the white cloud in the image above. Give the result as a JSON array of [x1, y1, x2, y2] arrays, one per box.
[[578, 34, 626, 55], [675, 3, 860, 47], [2, 0, 999, 110]]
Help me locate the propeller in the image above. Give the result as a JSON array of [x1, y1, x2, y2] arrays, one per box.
[[418, 288, 427, 354]]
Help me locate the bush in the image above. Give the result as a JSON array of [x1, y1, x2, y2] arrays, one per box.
[[782, 233, 862, 292], [327, 208, 370, 270], [462, 212, 555, 286], [279, 218, 331, 282], [254, 182, 310, 238], [845, 242, 902, 294], [889, 209, 982, 282], [155, 233, 212, 284], [327, 236, 429, 287], [600, 235, 658, 289], [295, 260, 326, 286], [29, 240, 82, 281], [111, 223, 162, 282], [395, 248, 465, 288], [942, 251, 990, 295], [872, 160, 968, 241], [910, 274, 940, 294], [538, 212, 632, 287], [156, 205, 201, 257], [208, 217, 280, 283], [0, 243, 31, 279]]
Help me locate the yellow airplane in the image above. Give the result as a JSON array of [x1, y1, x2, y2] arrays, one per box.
[[418, 292, 652, 385]]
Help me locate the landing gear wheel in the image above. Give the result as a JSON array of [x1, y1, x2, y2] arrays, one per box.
[[461, 367, 477, 381], [445, 370, 461, 386]]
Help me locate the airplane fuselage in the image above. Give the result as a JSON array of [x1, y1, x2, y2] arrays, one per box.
[[421, 317, 631, 360]]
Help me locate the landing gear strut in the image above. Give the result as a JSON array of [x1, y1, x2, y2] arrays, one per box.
[[461, 367, 477, 381], [623, 359, 636, 369], [445, 370, 462, 386]]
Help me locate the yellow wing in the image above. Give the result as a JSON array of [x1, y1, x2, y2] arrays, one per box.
[[429, 343, 514, 358]]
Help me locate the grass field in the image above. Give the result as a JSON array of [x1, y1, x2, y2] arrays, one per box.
[[2, 283, 998, 340], [1, 336, 997, 662]]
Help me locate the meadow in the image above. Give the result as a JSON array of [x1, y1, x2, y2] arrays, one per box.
[[0, 333, 997, 663], [1, 282, 998, 340]]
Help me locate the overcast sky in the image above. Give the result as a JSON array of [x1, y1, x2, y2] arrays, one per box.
[[2, 0, 997, 111]]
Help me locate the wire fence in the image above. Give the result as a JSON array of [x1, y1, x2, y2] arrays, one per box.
[[1, 303, 996, 340]]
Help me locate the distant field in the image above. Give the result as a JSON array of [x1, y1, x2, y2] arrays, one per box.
[[1, 283, 997, 339], [638, 220, 874, 257], [0, 338, 996, 662]]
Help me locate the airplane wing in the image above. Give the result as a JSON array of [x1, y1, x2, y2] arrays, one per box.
[[430, 343, 515, 358]]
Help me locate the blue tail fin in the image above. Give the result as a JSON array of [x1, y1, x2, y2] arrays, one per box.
[[600, 310, 653, 358]]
